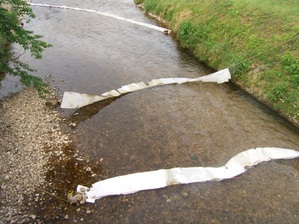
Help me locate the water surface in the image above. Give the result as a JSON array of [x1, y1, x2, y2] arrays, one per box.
[[1, 0, 299, 223]]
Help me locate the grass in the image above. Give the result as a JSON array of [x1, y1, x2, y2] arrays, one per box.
[[135, 0, 299, 123]]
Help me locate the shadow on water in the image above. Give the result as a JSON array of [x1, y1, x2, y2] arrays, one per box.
[[66, 96, 125, 125], [226, 82, 299, 133]]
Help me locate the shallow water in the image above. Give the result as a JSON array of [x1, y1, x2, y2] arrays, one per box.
[[1, 0, 299, 223]]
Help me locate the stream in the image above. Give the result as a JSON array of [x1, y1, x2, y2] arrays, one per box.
[[1, 0, 299, 223]]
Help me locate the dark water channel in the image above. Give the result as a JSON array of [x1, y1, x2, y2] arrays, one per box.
[[2, 0, 299, 223]]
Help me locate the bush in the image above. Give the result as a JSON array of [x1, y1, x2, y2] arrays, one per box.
[[0, 0, 52, 94]]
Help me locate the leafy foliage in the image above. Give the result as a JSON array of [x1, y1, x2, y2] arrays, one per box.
[[0, 0, 51, 93]]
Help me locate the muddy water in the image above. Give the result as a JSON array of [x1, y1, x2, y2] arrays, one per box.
[[3, 0, 299, 223]]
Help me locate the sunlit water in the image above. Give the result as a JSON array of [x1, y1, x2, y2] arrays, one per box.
[[1, 0, 299, 223]]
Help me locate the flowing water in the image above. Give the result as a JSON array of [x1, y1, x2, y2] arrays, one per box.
[[1, 0, 299, 223]]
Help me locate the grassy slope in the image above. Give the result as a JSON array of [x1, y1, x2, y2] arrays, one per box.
[[135, 0, 299, 124]]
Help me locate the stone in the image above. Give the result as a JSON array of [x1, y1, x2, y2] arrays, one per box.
[[0, 88, 72, 223]]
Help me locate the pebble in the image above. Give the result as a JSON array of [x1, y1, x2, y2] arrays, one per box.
[[86, 167, 92, 172], [0, 88, 71, 223], [29, 215, 36, 220], [181, 192, 188, 197]]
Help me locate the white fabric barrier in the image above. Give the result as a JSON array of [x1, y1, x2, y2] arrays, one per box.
[[77, 147, 299, 203], [29, 3, 171, 33], [61, 68, 231, 109]]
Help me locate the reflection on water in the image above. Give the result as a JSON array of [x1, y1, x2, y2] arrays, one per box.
[[3, 0, 299, 223]]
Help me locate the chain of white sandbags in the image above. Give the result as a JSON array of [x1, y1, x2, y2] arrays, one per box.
[[77, 147, 299, 203], [61, 68, 231, 109], [29, 3, 171, 33]]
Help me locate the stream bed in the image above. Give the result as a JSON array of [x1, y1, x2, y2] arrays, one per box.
[[1, 0, 299, 223]]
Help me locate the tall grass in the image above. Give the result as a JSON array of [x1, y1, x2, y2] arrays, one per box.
[[135, 0, 299, 123]]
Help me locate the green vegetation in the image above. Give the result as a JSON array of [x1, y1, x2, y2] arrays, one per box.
[[135, 0, 299, 123], [0, 0, 51, 95]]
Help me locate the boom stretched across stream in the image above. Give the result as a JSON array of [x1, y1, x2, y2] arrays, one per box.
[[61, 68, 231, 109], [72, 147, 299, 204]]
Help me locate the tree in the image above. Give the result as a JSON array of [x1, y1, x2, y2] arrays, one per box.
[[0, 0, 51, 93]]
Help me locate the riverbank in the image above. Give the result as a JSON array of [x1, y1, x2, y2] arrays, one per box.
[[0, 88, 69, 223], [135, 0, 299, 125], [0, 87, 105, 223]]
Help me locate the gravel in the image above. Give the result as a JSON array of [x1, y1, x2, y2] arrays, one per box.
[[0, 88, 70, 224]]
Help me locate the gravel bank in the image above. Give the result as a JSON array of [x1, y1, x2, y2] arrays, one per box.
[[0, 88, 69, 223]]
